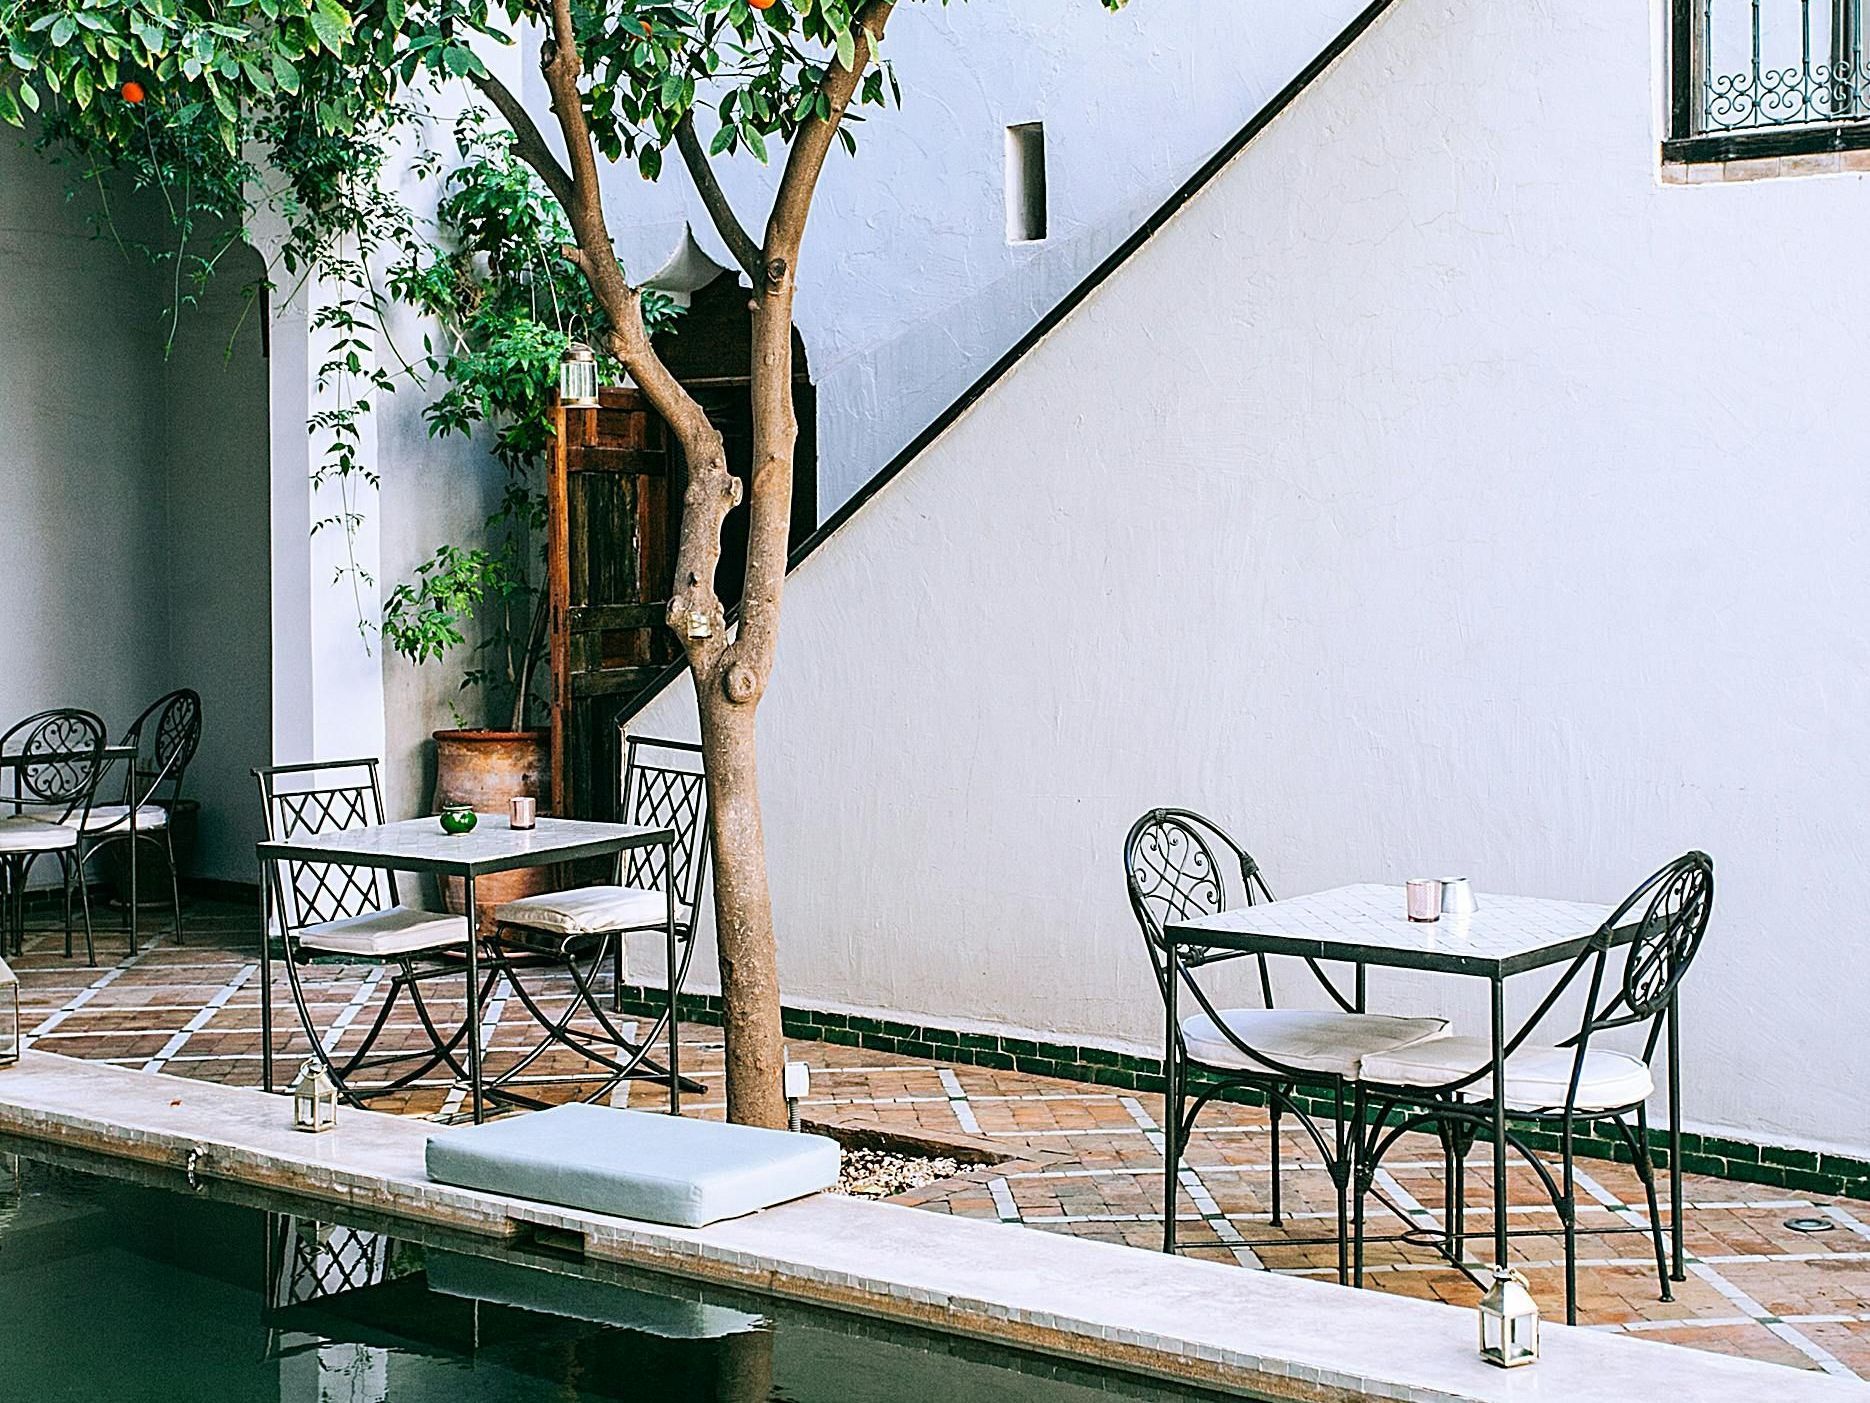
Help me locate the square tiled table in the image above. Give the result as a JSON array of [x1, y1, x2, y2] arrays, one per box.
[[258, 816, 674, 1124], [1166, 884, 1682, 1278]]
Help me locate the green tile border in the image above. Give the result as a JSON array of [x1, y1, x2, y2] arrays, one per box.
[[618, 984, 1870, 1202]]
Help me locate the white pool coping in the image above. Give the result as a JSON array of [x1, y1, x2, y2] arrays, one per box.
[[0, 1053, 1860, 1402]]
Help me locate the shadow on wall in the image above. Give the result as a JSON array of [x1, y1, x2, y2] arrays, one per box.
[[159, 239, 274, 887]]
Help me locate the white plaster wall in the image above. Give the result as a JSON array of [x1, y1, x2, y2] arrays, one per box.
[[638, 0, 1870, 1157], [2, 136, 271, 886], [561, 0, 1370, 513], [355, 6, 1371, 783], [0, 129, 169, 739], [161, 249, 273, 882]]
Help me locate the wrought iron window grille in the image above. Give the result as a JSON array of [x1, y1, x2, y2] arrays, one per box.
[[1669, 0, 1870, 160]]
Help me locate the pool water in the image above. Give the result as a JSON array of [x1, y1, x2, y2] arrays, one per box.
[[0, 1153, 1231, 1402]]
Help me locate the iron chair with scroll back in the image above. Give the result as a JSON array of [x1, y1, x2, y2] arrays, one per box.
[[1348, 852, 1713, 1322], [1125, 808, 1454, 1281], [0, 709, 107, 960], [65, 688, 202, 953], [487, 733, 712, 1111], [254, 757, 487, 1103]]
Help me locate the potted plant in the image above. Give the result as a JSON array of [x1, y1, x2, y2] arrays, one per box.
[[381, 119, 613, 919]]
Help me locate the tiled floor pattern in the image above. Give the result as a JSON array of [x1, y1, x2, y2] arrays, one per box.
[[7, 902, 1870, 1380]]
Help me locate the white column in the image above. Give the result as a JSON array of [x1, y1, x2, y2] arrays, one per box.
[[252, 204, 388, 767]]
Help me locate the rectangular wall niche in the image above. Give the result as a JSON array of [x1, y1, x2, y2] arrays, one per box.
[[1004, 122, 1048, 244]]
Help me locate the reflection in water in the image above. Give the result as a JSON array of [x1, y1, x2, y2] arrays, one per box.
[[264, 1212, 778, 1402], [0, 1156, 1228, 1403]]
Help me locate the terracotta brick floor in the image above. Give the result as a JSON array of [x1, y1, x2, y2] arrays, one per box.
[[8, 900, 1870, 1381]]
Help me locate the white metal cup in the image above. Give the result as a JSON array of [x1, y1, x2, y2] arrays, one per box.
[[508, 796, 537, 830], [1406, 878, 1442, 922], [1441, 877, 1479, 916]]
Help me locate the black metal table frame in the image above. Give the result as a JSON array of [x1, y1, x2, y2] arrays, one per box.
[[1161, 913, 1686, 1283], [257, 819, 678, 1124]]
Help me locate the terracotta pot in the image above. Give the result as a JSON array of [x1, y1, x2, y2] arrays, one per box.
[[433, 729, 552, 931]]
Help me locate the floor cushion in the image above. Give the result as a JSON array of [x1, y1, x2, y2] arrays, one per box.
[[426, 1103, 841, 1228]]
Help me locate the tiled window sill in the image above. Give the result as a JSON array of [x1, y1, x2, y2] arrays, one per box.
[[1663, 147, 1870, 183]]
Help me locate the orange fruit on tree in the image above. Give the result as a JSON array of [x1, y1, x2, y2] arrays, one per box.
[[749, 0, 776, 10], [121, 80, 146, 104]]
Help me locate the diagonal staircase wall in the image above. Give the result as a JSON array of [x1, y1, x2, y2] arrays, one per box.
[[632, 0, 1870, 1161]]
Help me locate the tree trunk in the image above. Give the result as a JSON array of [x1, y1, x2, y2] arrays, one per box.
[[696, 678, 787, 1128], [499, 0, 893, 1130]]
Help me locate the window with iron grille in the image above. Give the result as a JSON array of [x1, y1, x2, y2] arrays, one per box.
[[1668, 0, 1870, 160]]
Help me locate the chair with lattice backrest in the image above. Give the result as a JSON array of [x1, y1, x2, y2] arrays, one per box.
[[1350, 852, 1715, 1323], [253, 758, 481, 1104], [487, 734, 711, 1111], [1125, 808, 1454, 1278], [63, 689, 203, 952], [0, 709, 107, 961]]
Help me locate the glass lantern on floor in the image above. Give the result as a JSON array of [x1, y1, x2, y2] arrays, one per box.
[[289, 1058, 340, 1133], [0, 957, 18, 1067], [1478, 1266, 1539, 1367], [558, 341, 601, 409]]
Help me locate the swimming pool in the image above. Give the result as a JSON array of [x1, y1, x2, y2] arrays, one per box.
[[0, 1151, 1236, 1402]]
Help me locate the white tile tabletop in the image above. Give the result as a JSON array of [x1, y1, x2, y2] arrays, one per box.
[[257, 814, 670, 877], [1166, 882, 1627, 976]]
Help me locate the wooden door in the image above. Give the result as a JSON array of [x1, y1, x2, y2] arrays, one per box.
[[547, 388, 680, 820]]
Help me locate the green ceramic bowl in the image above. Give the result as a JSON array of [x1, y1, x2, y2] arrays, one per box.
[[439, 805, 478, 835]]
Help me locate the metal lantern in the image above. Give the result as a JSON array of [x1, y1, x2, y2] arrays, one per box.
[[0, 957, 19, 1067], [558, 341, 601, 408], [289, 1058, 340, 1133], [1478, 1266, 1539, 1368]]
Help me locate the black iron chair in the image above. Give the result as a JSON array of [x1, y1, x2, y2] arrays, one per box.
[[254, 757, 485, 1104], [1126, 808, 1452, 1280], [1349, 852, 1714, 1322], [67, 689, 202, 952], [489, 734, 712, 1111], [0, 709, 107, 960]]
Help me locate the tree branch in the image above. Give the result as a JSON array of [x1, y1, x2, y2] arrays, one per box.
[[470, 69, 575, 218], [764, 0, 894, 273], [720, 0, 894, 704], [532, 0, 737, 669], [674, 110, 763, 286]]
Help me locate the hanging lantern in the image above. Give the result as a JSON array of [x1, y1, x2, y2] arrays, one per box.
[[289, 1058, 340, 1133], [1477, 1266, 1539, 1368], [0, 957, 19, 1067], [558, 341, 601, 409]]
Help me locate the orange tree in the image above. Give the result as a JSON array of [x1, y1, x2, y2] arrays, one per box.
[[2, 0, 1121, 1126]]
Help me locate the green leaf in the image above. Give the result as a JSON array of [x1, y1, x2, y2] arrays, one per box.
[[272, 52, 300, 92], [49, 15, 76, 47], [637, 143, 661, 179], [833, 24, 854, 69], [309, 0, 351, 54], [708, 121, 734, 156]]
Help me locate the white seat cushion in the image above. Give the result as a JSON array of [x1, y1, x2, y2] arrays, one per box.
[[496, 885, 688, 937], [1359, 1035, 1655, 1113], [297, 905, 469, 958], [1181, 1008, 1451, 1080], [0, 816, 78, 853], [426, 1103, 840, 1227], [61, 803, 168, 833]]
